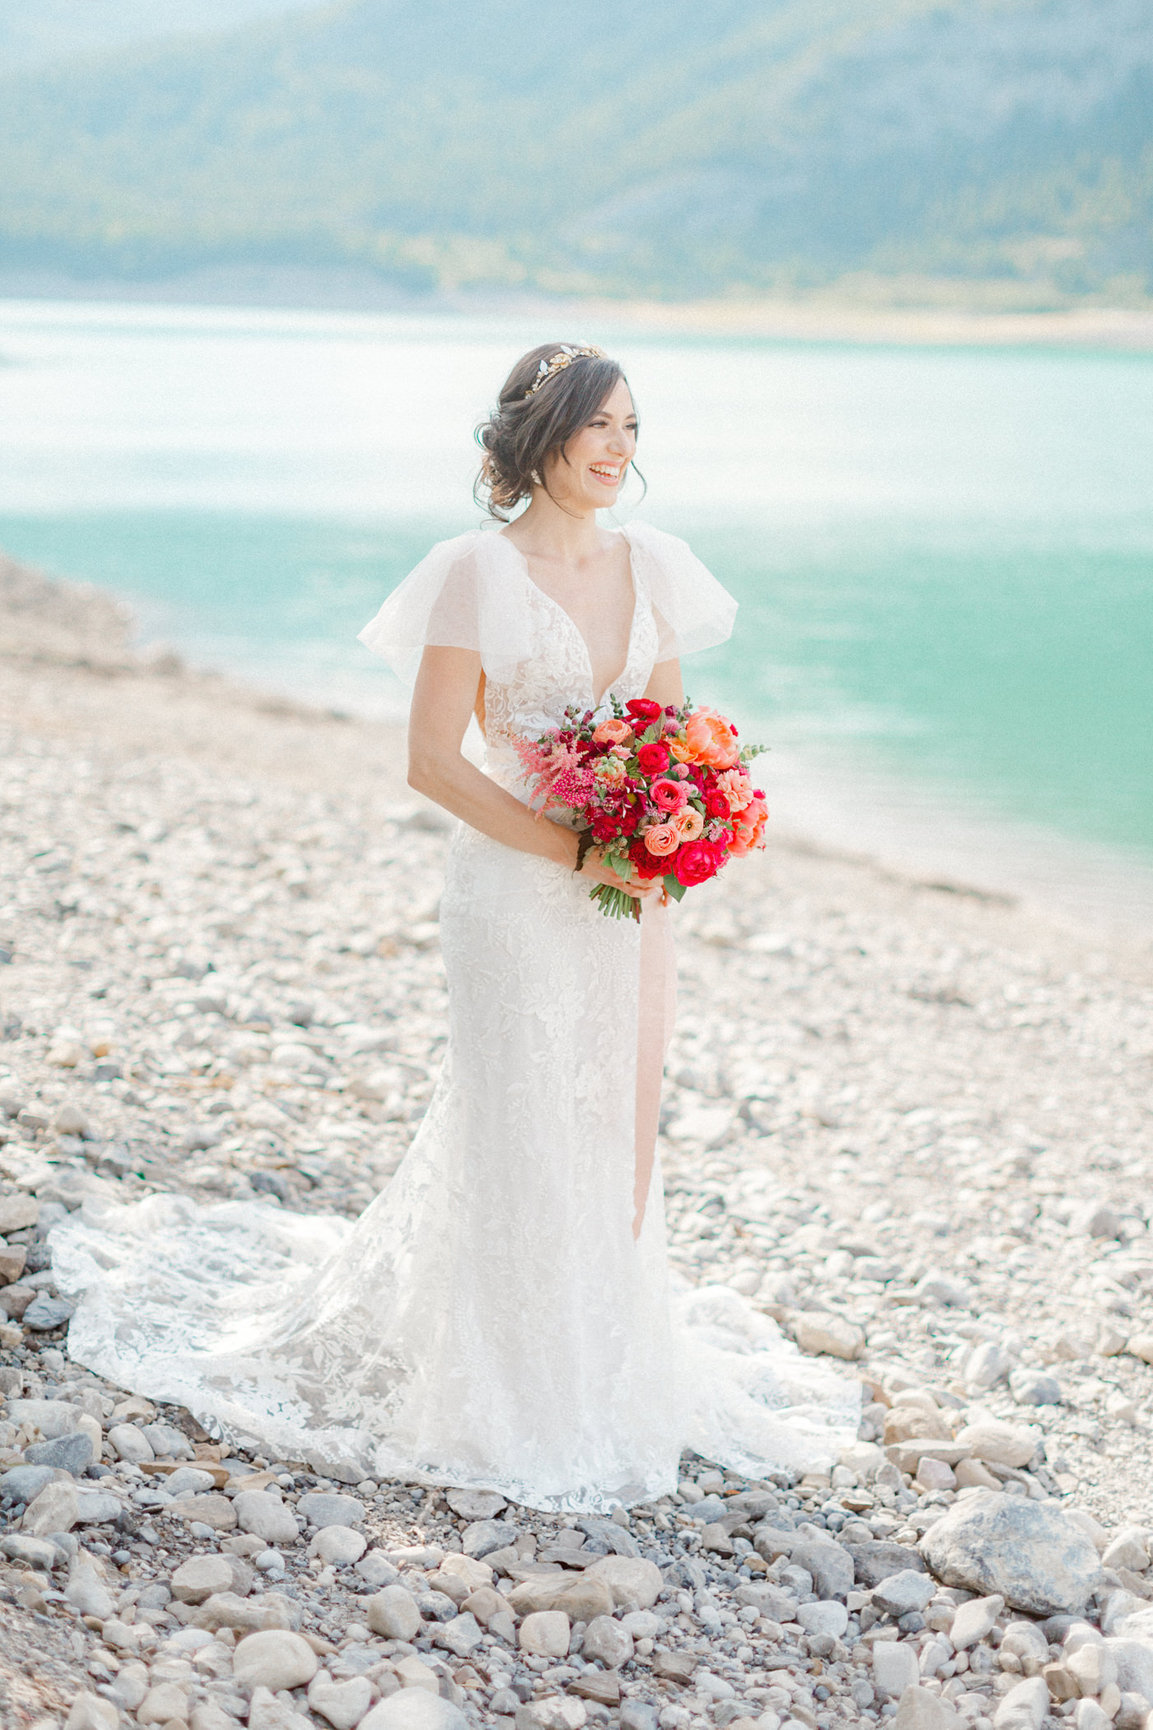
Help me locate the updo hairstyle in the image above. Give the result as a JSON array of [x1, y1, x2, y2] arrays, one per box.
[[475, 343, 634, 519]]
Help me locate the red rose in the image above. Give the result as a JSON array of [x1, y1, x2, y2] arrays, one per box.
[[636, 741, 670, 775], [704, 790, 730, 819], [674, 839, 725, 887], [626, 698, 662, 724], [628, 837, 668, 880], [591, 817, 616, 843]]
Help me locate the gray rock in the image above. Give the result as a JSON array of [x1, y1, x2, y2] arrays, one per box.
[[296, 1491, 363, 1529], [1, 1532, 61, 1570], [992, 1676, 1049, 1729], [171, 1554, 235, 1604], [141, 1421, 195, 1460], [871, 1569, 936, 1617], [964, 1341, 1014, 1392], [950, 1594, 1004, 1649], [64, 1692, 118, 1730], [873, 1639, 920, 1698], [734, 1580, 798, 1621], [618, 1706, 659, 1730], [25, 1431, 95, 1473], [307, 1670, 374, 1730], [582, 1555, 663, 1612], [232, 1629, 319, 1691], [65, 1555, 116, 1618], [354, 1549, 400, 1589], [2, 1464, 56, 1504], [445, 1487, 507, 1521], [797, 1600, 849, 1638], [161, 1466, 216, 1497], [309, 1526, 367, 1565], [432, 1611, 484, 1657], [790, 1535, 855, 1601], [21, 1479, 78, 1534], [920, 1492, 1104, 1616], [107, 1423, 154, 1463], [233, 1490, 300, 1545], [73, 1489, 122, 1524], [1008, 1367, 1062, 1405], [360, 1694, 468, 1730], [366, 1583, 421, 1641], [1103, 1638, 1153, 1705], [462, 1517, 519, 1558], [581, 1613, 634, 1668], [892, 1687, 964, 1729], [23, 1293, 77, 1330]]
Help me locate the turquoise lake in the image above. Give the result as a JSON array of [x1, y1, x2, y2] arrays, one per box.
[[1, 300, 1150, 911]]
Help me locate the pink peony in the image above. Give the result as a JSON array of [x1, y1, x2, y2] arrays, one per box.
[[716, 766, 755, 812]]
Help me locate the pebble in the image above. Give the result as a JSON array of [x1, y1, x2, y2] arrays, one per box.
[[873, 1638, 920, 1698], [519, 1609, 571, 1656], [232, 1628, 320, 1691], [581, 1613, 635, 1668], [920, 1491, 1104, 1615], [296, 1489, 363, 1528], [307, 1670, 375, 1730], [361, 1694, 469, 1730], [309, 1523, 367, 1563], [367, 1582, 422, 1641], [232, 1488, 301, 1544]]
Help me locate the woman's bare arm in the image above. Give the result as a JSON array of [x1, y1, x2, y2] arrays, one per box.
[[406, 645, 651, 895]]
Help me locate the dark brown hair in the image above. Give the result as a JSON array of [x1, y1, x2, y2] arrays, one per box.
[[474, 343, 638, 519]]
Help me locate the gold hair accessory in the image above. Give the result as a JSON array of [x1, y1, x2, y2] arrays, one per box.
[[524, 345, 605, 397]]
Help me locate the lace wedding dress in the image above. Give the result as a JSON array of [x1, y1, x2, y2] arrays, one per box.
[[52, 521, 859, 1512]]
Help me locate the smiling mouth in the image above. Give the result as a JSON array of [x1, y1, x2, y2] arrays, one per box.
[[589, 465, 622, 483]]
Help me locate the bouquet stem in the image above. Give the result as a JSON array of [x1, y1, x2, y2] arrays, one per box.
[[589, 884, 643, 922]]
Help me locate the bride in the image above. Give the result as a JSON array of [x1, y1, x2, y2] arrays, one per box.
[[52, 343, 859, 1513]]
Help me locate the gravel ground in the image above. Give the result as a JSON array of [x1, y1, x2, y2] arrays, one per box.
[[2, 557, 1153, 1730]]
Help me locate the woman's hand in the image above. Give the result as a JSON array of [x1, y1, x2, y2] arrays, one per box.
[[576, 840, 656, 900]]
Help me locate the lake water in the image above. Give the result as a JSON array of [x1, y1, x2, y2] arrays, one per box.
[[1, 298, 1150, 926]]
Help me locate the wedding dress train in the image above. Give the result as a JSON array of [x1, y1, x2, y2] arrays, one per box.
[[51, 521, 859, 1513]]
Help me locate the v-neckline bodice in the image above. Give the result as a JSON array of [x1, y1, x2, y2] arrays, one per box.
[[497, 527, 639, 707]]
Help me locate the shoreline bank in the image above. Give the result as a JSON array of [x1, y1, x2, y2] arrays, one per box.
[[3, 555, 1153, 1729]]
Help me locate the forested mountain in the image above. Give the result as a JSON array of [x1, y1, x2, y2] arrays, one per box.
[[1, 0, 1150, 302]]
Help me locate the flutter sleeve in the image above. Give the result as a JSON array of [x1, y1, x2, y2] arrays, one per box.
[[622, 521, 738, 662], [357, 530, 535, 687]]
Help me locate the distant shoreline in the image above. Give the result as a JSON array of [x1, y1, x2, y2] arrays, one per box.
[[3, 267, 1153, 352]]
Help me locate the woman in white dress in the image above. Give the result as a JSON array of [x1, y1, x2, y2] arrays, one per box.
[[52, 343, 858, 1513]]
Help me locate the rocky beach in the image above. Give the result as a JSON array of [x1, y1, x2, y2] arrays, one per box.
[[2, 551, 1153, 1730]]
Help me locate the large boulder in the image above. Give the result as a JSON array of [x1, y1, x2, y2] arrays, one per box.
[[920, 1493, 1103, 1616]]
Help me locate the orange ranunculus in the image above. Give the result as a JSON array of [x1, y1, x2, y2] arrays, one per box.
[[682, 708, 740, 770], [667, 732, 693, 763], [671, 806, 705, 841], [727, 795, 769, 857], [642, 822, 679, 857], [592, 717, 633, 746]]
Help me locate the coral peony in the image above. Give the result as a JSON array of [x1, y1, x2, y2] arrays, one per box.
[[716, 766, 755, 812], [650, 776, 689, 813], [642, 822, 679, 857], [671, 806, 705, 841], [592, 717, 633, 746], [636, 741, 670, 775], [728, 795, 769, 857], [674, 839, 725, 886], [682, 708, 740, 770]]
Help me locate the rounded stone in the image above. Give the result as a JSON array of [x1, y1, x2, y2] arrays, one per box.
[[233, 1629, 319, 1692], [24, 1431, 95, 1474], [171, 1554, 234, 1605], [137, 1681, 192, 1724], [296, 1490, 364, 1530], [797, 1600, 849, 1639], [308, 1525, 367, 1565], [581, 1614, 634, 1668], [232, 1490, 300, 1545], [367, 1583, 421, 1641], [583, 1555, 663, 1613], [519, 1609, 571, 1657], [360, 1693, 469, 1730], [307, 1670, 374, 1730], [107, 1423, 155, 1464]]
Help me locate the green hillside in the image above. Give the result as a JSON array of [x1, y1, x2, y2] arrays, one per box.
[[1, 0, 1150, 303]]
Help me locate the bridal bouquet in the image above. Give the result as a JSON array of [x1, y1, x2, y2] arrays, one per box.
[[515, 697, 768, 919]]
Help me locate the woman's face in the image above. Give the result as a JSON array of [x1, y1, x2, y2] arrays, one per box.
[[543, 377, 638, 511]]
